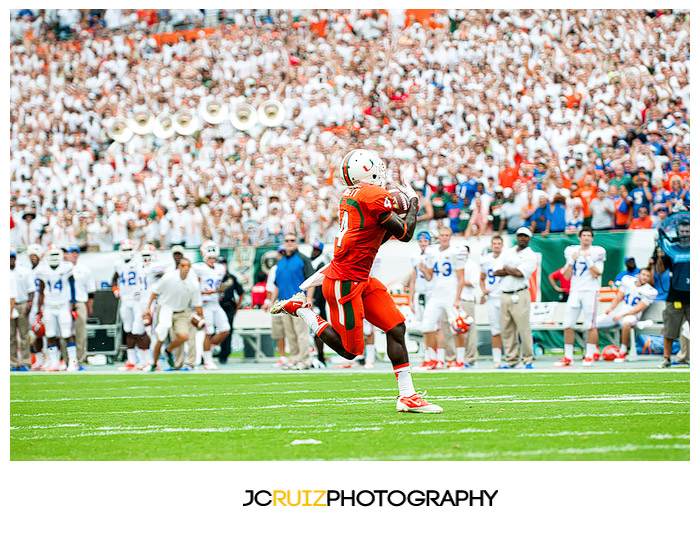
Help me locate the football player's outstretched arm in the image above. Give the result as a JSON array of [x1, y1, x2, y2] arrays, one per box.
[[380, 197, 419, 243]]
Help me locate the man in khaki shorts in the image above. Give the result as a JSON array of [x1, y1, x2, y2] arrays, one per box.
[[145, 258, 203, 371], [494, 227, 538, 369]]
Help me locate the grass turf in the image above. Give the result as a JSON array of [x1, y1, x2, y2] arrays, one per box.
[[10, 370, 689, 461]]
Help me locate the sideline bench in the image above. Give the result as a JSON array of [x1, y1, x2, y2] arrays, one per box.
[[234, 309, 273, 360]]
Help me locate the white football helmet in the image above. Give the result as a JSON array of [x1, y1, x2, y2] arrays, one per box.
[[447, 307, 474, 335], [149, 262, 166, 279], [140, 244, 157, 264], [46, 245, 63, 267], [27, 244, 44, 259], [340, 149, 387, 188], [119, 239, 136, 262], [200, 240, 220, 260]]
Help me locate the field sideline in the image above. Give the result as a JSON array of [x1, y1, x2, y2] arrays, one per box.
[[10, 370, 689, 461]]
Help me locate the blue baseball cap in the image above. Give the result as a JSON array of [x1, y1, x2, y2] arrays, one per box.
[[312, 240, 324, 252], [66, 245, 80, 253], [277, 244, 286, 252], [416, 231, 431, 241]]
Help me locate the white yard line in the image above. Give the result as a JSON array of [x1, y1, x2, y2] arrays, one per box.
[[11, 390, 688, 405], [649, 433, 690, 440], [412, 428, 498, 435], [517, 430, 616, 437], [11, 410, 688, 441], [308, 444, 691, 461]]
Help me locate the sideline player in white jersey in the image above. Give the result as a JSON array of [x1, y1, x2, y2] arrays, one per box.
[[596, 268, 657, 363], [191, 240, 230, 370], [135, 244, 159, 369], [409, 231, 433, 351], [26, 244, 46, 369], [112, 239, 146, 370], [458, 244, 480, 368], [35, 245, 78, 371], [480, 235, 504, 367], [420, 226, 468, 369], [555, 226, 607, 367]]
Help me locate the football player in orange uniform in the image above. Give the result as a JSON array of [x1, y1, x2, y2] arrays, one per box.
[[271, 149, 442, 413]]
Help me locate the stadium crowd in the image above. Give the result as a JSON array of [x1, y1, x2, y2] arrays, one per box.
[[10, 9, 690, 254]]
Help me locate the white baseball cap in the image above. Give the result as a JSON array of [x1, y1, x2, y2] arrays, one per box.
[[516, 227, 533, 238]]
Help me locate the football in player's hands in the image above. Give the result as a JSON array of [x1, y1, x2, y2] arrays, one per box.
[[190, 313, 205, 329], [386, 182, 411, 216]]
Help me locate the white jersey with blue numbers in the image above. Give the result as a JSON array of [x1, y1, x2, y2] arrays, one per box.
[[192, 262, 227, 304], [424, 244, 467, 294], [115, 260, 143, 300], [616, 275, 658, 317], [139, 263, 158, 304], [480, 252, 504, 299], [36, 261, 74, 306], [411, 251, 433, 296], [31, 264, 43, 309], [564, 245, 606, 293]]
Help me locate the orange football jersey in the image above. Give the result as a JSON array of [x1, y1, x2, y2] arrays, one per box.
[[324, 183, 393, 281]]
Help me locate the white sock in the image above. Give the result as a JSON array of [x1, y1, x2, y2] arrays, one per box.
[[492, 347, 502, 364], [394, 363, 416, 397], [456, 347, 465, 364], [365, 344, 375, 364], [436, 348, 445, 364], [126, 348, 136, 364], [297, 308, 330, 336], [36, 351, 45, 365], [48, 345, 60, 366], [586, 343, 598, 357], [67, 343, 78, 365], [620, 344, 628, 355], [138, 348, 152, 366], [203, 350, 213, 365], [564, 344, 574, 360], [426, 346, 437, 362]]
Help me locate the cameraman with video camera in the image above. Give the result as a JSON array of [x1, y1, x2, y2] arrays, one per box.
[[655, 217, 690, 368]]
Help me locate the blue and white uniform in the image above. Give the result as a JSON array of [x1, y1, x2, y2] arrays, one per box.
[[115, 259, 145, 335], [192, 261, 229, 335], [562, 244, 606, 330], [36, 260, 74, 339], [421, 244, 468, 333], [411, 249, 433, 324], [596, 275, 658, 329], [480, 251, 504, 336]]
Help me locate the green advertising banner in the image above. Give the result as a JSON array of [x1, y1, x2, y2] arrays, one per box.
[[530, 230, 655, 302], [528, 229, 657, 351]]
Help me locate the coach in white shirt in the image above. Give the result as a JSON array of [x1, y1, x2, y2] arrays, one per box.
[[10, 248, 36, 370], [146, 258, 203, 371], [494, 228, 538, 369], [66, 246, 97, 368]]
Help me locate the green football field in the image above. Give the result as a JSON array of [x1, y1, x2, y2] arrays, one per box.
[[10, 370, 689, 461]]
